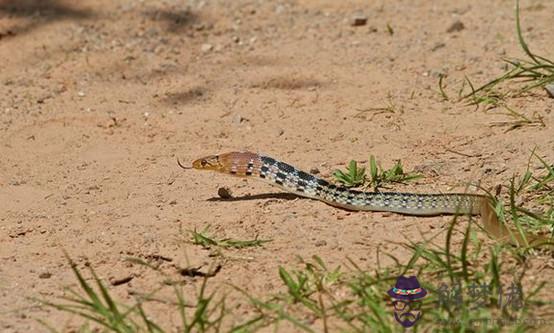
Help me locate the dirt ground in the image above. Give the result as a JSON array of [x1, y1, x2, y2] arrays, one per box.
[[1, 0, 553, 331]]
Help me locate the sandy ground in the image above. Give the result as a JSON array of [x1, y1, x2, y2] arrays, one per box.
[[1, 0, 553, 331]]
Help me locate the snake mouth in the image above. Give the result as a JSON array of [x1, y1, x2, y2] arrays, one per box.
[[176, 155, 220, 170]]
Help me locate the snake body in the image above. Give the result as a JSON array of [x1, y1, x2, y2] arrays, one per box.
[[191, 151, 488, 216]]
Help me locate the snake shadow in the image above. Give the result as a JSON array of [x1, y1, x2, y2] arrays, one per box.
[[207, 192, 303, 202], [0, 0, 93, 37]]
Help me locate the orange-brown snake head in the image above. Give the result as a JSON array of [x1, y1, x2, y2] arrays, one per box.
[[191, 151, 262, 176], [192, 154, 224, 171]]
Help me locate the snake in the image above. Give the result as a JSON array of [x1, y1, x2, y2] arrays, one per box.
[[188, 151, 491, 216], [184, 151, 550, 247]]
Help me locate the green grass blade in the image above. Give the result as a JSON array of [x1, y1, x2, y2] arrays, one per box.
[[515, 0, 540, 65]]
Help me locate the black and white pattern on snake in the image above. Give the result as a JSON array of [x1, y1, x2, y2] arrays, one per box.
[[259, 155, 482, 215]]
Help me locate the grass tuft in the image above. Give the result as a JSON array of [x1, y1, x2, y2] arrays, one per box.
[[37, 255, 144, 333], [333, 160, 366, 187], [367, 155, 422, 189], [190, 227, 272, 249], [463, 0, 554, 106], [38, 254, 231, 333], [333, 155, 421, 189]]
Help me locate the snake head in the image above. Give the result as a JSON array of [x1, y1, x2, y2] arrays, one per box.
[[192, 154, 223, 171], [192, 152, 261, 175]]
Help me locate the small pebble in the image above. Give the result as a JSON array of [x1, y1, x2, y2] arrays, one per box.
[[447, 20, 465, 33], [309, 167, 320, 174], [39, 271, 52, 279], [77, 91, 85, 97], [275, 4, 285, 14], [431, 42, 446, 52], [275, 128, 284, 137], [232, 114, 247, 125], [315, 240, 327, 247], [200, 43, 213, 53], [110, 275, 133, 286], [218, 187, 233, 199], [351, 13, 368, 27]]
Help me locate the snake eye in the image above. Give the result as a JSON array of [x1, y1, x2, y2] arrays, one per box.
[[200, 159, 208, 167]]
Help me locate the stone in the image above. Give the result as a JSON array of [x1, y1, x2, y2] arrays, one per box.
[[447, 20, 465, 33], [200, 43, 213, 53], [232, 114, 242, 125], [315, 240, 327, 247], [351, 13, 368, 27], [218, 187, 233, 199]]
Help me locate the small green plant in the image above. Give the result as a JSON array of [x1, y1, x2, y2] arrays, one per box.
[[529, 152, 554, 194], [334, 156, 422, 189], [279, 256, 342, 305], [278, 266, 322, 316], [39, 255, 233, 333], [463, 0, 554, 105], [37, 255, 158, 333], [190, 227, 272, 249], [368, 155, 422, 189], [176, 277, 228, 333], [333, 160, 366, 187], [488, 105, 545, 131], [496, 149, 554, 239], [386, 23, 394, 35], [354, 94, 400, 120], [438, 73, 449, 101]]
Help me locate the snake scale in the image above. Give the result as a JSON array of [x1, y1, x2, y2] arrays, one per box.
[[190, 151, 490, 216]]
